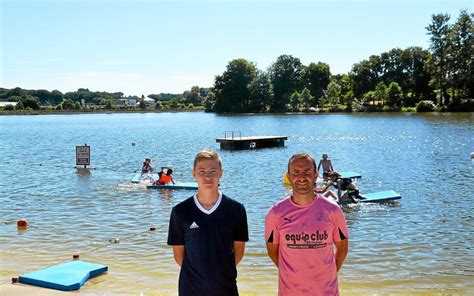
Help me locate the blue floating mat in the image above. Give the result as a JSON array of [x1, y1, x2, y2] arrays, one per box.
[[131, 173, 159, 183], [340, 171, 362, 179], [19, 260, 108, 291], [339, 190, 401, 205], [147, 182, 198, 190]]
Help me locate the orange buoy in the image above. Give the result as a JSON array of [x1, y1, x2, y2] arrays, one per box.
[[73, 254, 80, 260], [17, 219, 27, 228], [11, 276, 18, 283]]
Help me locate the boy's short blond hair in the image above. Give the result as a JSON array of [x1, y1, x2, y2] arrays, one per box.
[[193, 150, 222, 168]]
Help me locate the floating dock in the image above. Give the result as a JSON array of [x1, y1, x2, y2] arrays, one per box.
[[216, 131, 287, 150]]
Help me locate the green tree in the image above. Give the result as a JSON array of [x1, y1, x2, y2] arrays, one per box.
[[15, 100, 24, 110], [332, 74, 354, 107], [289, 91, 301, 111], [350, 56, 381, 99], [300, 87, 314, 110], [29, 89, 51, 105], [213, 59, 257, 113], [374, 81, 387, 106], [7, 95, 22, 102], [61, 99, 75, 110], [449, 10, 473, 105], [204, 91, 216, 112], [269, 55, 304, 112], [426, 13, 451, 106], [248, 71, 272, 112], [22, 96, 40, 110], [50, 90, 64, 105], [399, 47, 433, 106], [185, 86, 202, 105], [304, 62, 331, 105], [386, 82, 403, 109], [325, 81, 341, 106]]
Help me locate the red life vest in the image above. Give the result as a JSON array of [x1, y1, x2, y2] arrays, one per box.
[[157, 174, 172, 185]]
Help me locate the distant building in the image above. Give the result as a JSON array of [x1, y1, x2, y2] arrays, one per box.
[[116, 98, 137, 106], [143, 98, 155, 107], [0, 102, 18, 107]]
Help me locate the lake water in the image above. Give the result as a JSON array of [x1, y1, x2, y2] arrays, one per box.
[[0, 112, 473, 295]]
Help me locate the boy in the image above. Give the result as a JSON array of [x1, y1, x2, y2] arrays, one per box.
[[317, 153, 334, 180], [167, 150, 249, 296]]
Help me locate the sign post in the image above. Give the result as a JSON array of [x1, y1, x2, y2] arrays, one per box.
[[76, 144, 90, 168]]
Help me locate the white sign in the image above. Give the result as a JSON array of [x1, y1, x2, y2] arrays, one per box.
[[76, 145, 90, 166]]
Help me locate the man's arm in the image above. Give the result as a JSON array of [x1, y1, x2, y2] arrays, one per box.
[[172, 245, 185, 267], [233, 241, 246, 265], [334, 239, 348, 272], [266, 242, 279, 267]]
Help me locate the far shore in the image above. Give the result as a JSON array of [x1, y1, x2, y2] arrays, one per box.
[[0, 108, 204, 116]]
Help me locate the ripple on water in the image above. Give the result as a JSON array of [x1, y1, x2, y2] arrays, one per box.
[[1, 113, 473, 294]]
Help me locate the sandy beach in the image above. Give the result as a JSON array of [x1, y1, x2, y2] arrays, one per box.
[[0, 284, 75, 296]]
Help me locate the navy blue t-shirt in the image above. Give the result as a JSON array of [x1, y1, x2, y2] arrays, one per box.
[[167, 194, 249, 296]]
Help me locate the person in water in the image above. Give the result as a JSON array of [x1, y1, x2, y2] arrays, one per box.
[[317, 154, 334, 180], [167, 150, 249, 296], [156, 167, 175, 185], [141, 158, 154, 174], [319, 171, 365, 203]]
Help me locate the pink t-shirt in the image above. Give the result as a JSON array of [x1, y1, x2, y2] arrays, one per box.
[[265, 194, 349, 296]]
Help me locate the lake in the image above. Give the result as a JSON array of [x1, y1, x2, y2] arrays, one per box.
[[0, 112, 473, 295]]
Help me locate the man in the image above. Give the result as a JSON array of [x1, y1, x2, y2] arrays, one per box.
[[265, 153, 349, 295], [167, 150, 249, 296]]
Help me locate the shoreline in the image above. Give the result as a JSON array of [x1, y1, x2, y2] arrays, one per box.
[[0, 109, 205, 116]]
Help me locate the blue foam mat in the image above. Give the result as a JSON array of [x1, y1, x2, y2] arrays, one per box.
[[339, 190, 401, 205], [19, 260, 108, 291], [147, 182, 198, 190], [340, 171, 362, 179]]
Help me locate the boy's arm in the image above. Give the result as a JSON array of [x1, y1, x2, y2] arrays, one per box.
[[233, 241, 246, 265], [172, 245, 185, 266], [266, 242, 279, 267], [329, 160, 333, 171], [317, 160, 322, 172]]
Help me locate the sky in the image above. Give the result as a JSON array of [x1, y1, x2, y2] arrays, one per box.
[[1, 0, 472, 96]]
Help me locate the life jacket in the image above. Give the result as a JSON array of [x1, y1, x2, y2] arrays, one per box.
[[157, 174, 172, 185]]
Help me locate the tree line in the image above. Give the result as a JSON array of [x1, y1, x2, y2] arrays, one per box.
[[0, 86, 209, 111], [1, 10, 472, 113], [206, 10, 472, 113]]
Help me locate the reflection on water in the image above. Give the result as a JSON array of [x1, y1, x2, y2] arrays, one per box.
[[76, 167, 92, 178], [0, 112, 473, 295]]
